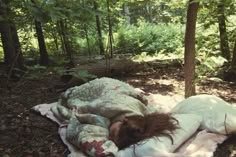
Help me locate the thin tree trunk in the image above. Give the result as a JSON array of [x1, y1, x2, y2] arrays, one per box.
[[94, 1, 104, 55], [54, 34, 59, 51], [51, 24, 59, 51], [217, 2, 230, 61], [34, 20, 49, 66], [184, 0, 199, 98], [124, 3, 131, 25], [59, 20, 73, 65], [84, 25, 91, 56], [82, 0, 91, 56], [106, 0, 113, 58], [0, 0, 16, 67], [31, 0, 48, 65], [231, 40, 236, 68], [146, 2, 152, 23], [56, 21, 66, 55], [0, 22, 15, 66], [10, 23, 24, 69]]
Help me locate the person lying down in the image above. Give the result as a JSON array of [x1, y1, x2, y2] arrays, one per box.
[[109, 112, 179, 150], [50, 77, 236, 157]]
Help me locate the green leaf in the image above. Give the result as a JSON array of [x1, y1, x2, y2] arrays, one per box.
[[208, 77, 223, 82], [49, 7, 66, 21], [210, 56, 227, 66]]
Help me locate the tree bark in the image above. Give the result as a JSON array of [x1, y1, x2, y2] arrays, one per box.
[[94, 1, 104, 55], [146, 2, 152, 23], [56, 21, 65, 55], [124, 3, 131, 25], [0, 22, 15, 66], [106, 0, 113, 58], [217, 2, 230, 61], [34, 20, 49, 66], [50, 24, 59, 51], [10, 23, 24, 69], [231, 39, 236, 68], [58, 20, 73, 65], [184, 0, 199, 98], [0, 0, 14, 66], [0, 0, 24, 70]]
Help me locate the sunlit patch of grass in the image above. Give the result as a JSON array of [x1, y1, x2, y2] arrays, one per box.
[[131, 50, 184, 62]]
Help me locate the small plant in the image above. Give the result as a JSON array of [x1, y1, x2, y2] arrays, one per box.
[[196, 50, 227, 79]]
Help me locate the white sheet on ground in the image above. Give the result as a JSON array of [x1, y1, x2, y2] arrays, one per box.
[[33, 94, 227, 157]]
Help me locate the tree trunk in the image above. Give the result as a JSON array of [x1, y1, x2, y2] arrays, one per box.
[[217, 2, 230, 61], [0, 0, 15, 66], [10, 23, 24, 69], [106, 0, 113, 58], [124, 3, 131, 25], [51, 24, 59, 51], [58, 20, 73, 65], [34, 20, 49, 66], [56, 21, 65, 55], [146, 2, 152, 23], [94, 1, 105, 55], [184, 0, 199, 98], [0, 22, 15, 66], [53, 33, 59, 51], [231, 39, 236, 68], [84, 25, 91, 56]]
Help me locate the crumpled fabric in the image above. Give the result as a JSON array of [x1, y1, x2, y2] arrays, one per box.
[[51, 77, 151, 156]]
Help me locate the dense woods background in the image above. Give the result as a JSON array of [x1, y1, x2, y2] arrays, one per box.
[[0, 0, 235, 92], [0, 0, 236, 156]]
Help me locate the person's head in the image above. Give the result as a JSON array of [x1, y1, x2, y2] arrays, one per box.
[[109, 113, 178, 149]]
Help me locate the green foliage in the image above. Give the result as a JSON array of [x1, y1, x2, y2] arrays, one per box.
[[114, 19, 183, 54], [195, 10, 235, 78], [196, 51, 227, 78], [1, 0, 235, 81], [75, 34, 100, 55], [132, 50, 183, 62], [196, 24, 220, 52]]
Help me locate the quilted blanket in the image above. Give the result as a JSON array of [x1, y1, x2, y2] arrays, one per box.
[[33, 77, 227, 157], [50, 77, 152, 156]]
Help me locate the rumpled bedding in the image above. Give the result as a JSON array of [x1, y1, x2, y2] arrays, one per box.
[[51, 77, 152, 156], [33, 77, 227, 157], [52, 77, 150, 122]]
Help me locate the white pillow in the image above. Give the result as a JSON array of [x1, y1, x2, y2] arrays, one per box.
[[116, 114, 202, 157], [172, 94, 236, 134]]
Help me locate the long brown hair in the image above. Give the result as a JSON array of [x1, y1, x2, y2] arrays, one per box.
[[115, 113, 178, 149]]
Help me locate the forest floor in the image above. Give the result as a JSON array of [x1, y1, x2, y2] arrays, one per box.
[[0, 57, 236, 157]]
